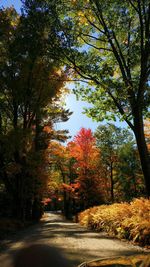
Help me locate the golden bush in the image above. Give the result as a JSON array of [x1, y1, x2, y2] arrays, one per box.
[[78, 198, 150, 246]]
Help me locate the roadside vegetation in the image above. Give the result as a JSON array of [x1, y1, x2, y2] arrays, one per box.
[[78, 198, 150, 247], [0, 3, 150, 257]]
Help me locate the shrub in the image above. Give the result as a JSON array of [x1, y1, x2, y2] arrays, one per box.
[[78, 198, 150, 246]]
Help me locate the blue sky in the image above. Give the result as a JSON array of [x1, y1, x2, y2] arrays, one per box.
[[0, 0, 21, 12], [0, 0, 127, 140], [56, 93, 101, 139]]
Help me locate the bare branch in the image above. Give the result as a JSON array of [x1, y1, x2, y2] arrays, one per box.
[[112, 30, 129, 76], [84, 14, 105, 34], [128, 0, 139, 13], [62, 45, 135, 130], [81, 33, 107, 43], [127, 19, 132, 76], [79, 35, 112, 52], [145, 3, 150, 41], [142, 0, 147, 24], [137, 0, 144, 54], [90, 1, 126, 80], [137, 2, 150, 103], [107, 89, 134, 130]]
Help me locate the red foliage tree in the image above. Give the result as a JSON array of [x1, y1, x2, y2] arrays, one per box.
[[68, 128, 104, 209]]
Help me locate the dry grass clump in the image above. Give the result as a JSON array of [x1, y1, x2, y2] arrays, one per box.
[[82, 254, 150, 267], [78, 198, 150, 246]]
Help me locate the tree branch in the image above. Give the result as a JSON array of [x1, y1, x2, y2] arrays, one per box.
[[137, 0, 144, 54], [107, 89, 134, 130], [81, 32, 107, 43], [84, 13, 105, 34], [128, 0, 139, 13], [66, 53, 135, 130], [79, 35, 112, 52], [95, 5, 128, 85]]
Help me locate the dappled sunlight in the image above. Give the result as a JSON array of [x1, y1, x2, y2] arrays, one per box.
[[0, 213, 148, 267], [0, 1, 150, 266]]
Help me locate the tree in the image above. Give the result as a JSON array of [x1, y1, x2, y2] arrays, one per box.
[[144, 119, 150, 150], [116, 142, 145, 201], [48, 141, 73, 216], [68, 128, 104, 209], [0, 5, 71, 221], [59, 0, 150, 196], [94, 124, 135, 201]]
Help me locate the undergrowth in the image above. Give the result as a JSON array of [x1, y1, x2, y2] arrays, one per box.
[[78, 198, 150, 247]]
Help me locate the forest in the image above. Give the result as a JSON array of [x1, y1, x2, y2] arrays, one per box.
[[0, 0, 150, 247]]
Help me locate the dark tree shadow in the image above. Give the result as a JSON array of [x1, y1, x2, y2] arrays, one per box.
[[13, 244, 68, 267]]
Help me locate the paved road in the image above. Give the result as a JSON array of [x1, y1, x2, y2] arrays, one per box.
[[0, 212, 148, 267]]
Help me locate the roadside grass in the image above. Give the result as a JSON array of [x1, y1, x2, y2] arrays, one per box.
[[78, 198, 150, 247]]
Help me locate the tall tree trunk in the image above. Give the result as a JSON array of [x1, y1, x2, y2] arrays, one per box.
[[110, 161, 114, 202], [58, 162, 69, 217], [134, 111, 150, 197], [35, 112, 41, 151]]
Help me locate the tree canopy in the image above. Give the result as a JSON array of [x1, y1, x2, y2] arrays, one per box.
[[0, 0, 149, 223], [56, 0, 150, 195], [0, 3, 71, 221]]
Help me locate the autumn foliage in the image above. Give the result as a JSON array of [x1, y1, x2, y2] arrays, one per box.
[[47, 126, 145, 218], [144, 119, 150, 151], [68, 128, 99, 170], [78, 198, 150, 247], [67, 128, 104, 209], [0, 5, 71, 222]]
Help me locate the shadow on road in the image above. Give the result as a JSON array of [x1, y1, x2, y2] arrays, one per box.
[[0, 212, 149, 267], [13, 244, 68, 267]]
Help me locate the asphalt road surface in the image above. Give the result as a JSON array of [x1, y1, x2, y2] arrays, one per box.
[[0, 212, 149, 267]]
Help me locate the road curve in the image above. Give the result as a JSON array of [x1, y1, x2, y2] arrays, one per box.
[[0, 212, 148, 267]]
